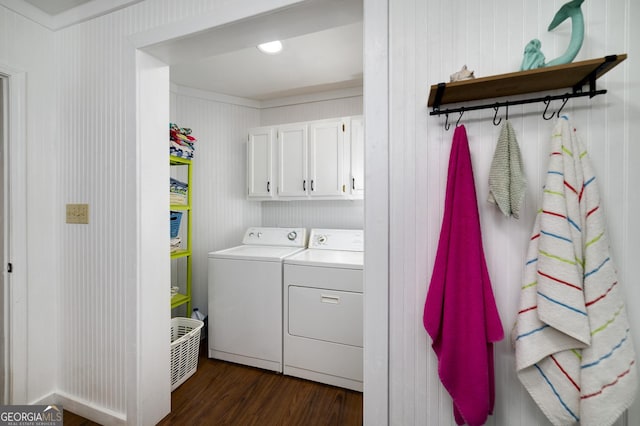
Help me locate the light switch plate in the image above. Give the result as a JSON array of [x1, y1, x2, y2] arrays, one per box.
[[66, 203, 89, 224]]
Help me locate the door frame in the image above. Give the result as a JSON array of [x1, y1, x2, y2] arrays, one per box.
[[0, 64, 28, 405], [129, 0, 391, 422]]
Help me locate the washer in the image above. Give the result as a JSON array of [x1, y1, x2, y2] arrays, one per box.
[[283, 228, 364, 391], [208, 227, 306, 372]]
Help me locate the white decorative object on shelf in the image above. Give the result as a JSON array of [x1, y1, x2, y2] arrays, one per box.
[[450, 65, 475, 82]]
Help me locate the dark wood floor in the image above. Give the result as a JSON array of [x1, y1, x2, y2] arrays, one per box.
[[64, 345, 363, 425]]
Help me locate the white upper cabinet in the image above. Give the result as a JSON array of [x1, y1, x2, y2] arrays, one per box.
[[247, 116, 363, 201], [247, 126, 275, 199], [347, 116, 364, 197], [308, 118, 345, 198], [277, 123, 308, 198]]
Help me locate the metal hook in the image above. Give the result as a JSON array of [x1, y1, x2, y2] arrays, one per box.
[[493, 104, 502, 126], [456, 108, 464, 127], [444, 113, 451, 131], [556, 96, 569, 118], [542, 97, 555, 120]]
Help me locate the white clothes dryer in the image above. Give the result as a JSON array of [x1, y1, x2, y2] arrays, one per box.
[[283, 228, 364, 391], [208, 227, 306, 372]]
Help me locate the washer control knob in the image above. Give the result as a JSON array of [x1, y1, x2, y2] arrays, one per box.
[[317, 235, 327, 244], [248, 232, 255, 237], [287, 231, 298, 241], [257, 232, 263, 238]]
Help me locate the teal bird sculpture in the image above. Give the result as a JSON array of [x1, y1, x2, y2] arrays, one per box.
[[520, 0, 585, 71]]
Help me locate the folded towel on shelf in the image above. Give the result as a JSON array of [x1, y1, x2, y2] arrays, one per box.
[[170, 177, 188, 204], [424, 125, 504, 426], [170, 146, 193, 160], [170, 237, 182, 253], [169, 123, 197, 159], [171, 141, 193, 153], [170, 193, 187, 205], [514, 118, 638, 426], [488, 120, 526, 218]]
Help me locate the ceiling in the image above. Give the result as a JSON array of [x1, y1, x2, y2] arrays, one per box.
[[5, 0, 363, 102], [169, 22, 363, 101], [23, 0, 92, 16]]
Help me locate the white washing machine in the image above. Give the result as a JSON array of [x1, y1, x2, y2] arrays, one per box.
[[208, 227, 306, 372], [283, 228, 364, 391]]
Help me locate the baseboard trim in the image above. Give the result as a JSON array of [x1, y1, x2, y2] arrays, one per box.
[[34, 392, 126, 425]]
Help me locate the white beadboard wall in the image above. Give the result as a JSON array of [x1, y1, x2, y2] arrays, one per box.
[[0, 5, 57, 404], [53, 0, 306, 420], [260, 95, 364, 230], [389, 0, 639, 425], [170, 89, 262, 317]]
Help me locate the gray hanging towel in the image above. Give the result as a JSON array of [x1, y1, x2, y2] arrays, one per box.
[[487, 120, 526, 218]]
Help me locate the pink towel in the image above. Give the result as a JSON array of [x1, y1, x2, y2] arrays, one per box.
[[424, 125, 504, 426]]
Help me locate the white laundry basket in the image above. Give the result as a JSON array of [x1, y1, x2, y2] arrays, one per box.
[[170, 317, 204, 391]]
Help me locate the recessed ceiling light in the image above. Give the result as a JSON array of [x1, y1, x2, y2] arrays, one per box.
[[257, 40, 283, 54]]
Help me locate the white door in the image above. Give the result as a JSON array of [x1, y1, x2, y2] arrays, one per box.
[[348, 116, 364, 197], [247, 127, 274, 199], [277, 123, 308, 198], [308, 119, 345, 198]]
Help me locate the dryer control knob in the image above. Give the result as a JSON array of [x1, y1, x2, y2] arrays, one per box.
[[318, 235, 327, 244], [257, 232, 263, 238], [287, 231, 298, 241]]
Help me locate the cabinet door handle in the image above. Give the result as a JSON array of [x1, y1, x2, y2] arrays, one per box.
[[321, 294, 340, 304], [267, 181, 270, 193], [311, 180, 315, 191], [352, 177, 355, 190], [303, 180, 306, 191]]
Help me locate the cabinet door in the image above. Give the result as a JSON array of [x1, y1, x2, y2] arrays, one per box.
[[247, 127, 274, 199], [348, 116, 364, 198], [308, 119, 345, 198], [278, 123, 308, 198]]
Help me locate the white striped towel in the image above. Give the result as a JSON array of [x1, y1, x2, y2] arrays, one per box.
[[513, 118, 638, 426]]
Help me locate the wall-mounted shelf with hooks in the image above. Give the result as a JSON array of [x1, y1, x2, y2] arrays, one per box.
[[427, 54, 627, 118]]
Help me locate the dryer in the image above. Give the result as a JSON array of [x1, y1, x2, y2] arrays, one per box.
[[283, 228, 364, 391], [208, 227, 306, 372]]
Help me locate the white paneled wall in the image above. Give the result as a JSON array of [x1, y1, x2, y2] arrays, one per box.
[[53, 0, 303, 420], [0, 5, 57, 404], [170, 89, 261, 317], [56, 10, 135, 415], [262, 200, 364, 230], [388, 0, 639, 425], [261, 95, 364, 230]]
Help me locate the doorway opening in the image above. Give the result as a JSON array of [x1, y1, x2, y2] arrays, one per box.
[[134, 0, 368, 422]]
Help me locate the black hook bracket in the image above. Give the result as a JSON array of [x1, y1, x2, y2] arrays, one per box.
[[456, 108, 464, 127], [493, 104, 502, 126], [556, 96, 569, 118], [542, 97, 555, 120], [542, 96, 570, 120]]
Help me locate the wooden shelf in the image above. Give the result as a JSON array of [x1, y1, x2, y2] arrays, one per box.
[[427, 54, 627, 108]]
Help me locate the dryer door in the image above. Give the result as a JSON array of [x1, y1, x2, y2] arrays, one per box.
[[288, 285, 363, 347]]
